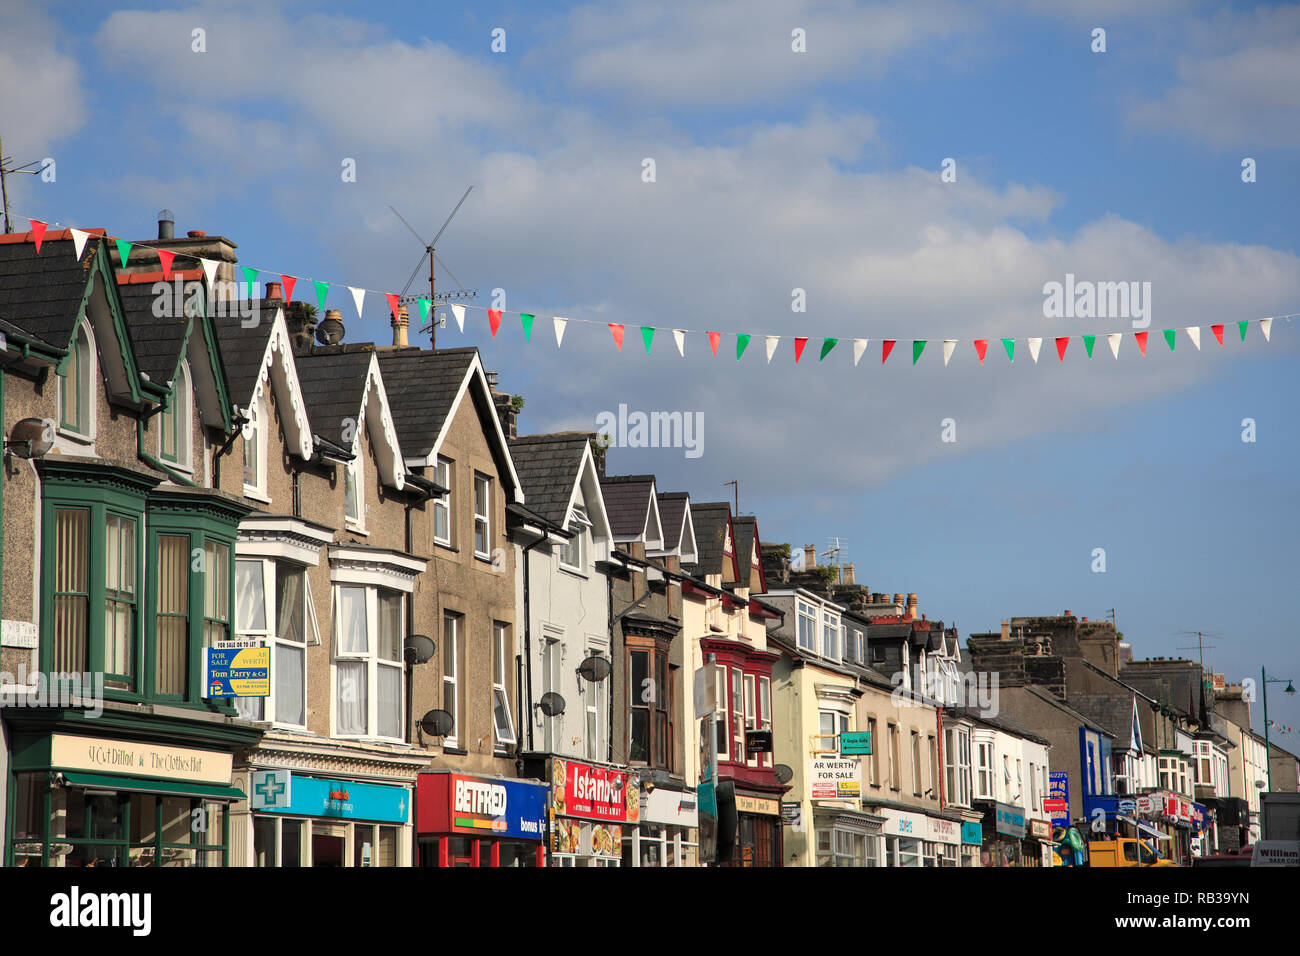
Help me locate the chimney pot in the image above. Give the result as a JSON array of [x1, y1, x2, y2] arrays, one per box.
[[157, 209, 175, 240], [266, 281, 282, 300], [392, 304, 410, 347], [1064, 609, 1072, 617], [187, 230, 206, 238]]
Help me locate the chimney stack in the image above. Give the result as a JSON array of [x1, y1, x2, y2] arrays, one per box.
[[158, 209, 174, 240], [392, 305, 409, 347], [1001, 619, 1010, 640], [843, 562, 855, 585], [804, 545, 816, 570], [590, 435, 607, 478]]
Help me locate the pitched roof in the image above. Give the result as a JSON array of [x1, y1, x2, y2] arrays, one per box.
[[0, 232, 104, 350], [600, 475, 656, 538], [211, 298, 284, 406], [657, 493, 689, 550], [684, 501, 731, 577], [293, 344, 376, 447], [115, 270, 204, 388], [508, 432, 590, 527], [374, 347, 477, 457]]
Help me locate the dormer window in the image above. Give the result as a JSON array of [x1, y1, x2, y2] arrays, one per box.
[[560, 504, 591, 572], [58, 320, 95, 440], [158, 359, 192, 469]]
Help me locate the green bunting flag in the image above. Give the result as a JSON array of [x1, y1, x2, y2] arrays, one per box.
[[640, 325, 654, 354], [314, 280, 330, 311], [820, 338, 838, 361], [115, 238, 133, 268], [736, 333, 751, 360], [1238, 320, 1248, 342], [1163, 329, 1175, 351], [913, 340, 926, 365], [521, 313, 535, 341], [418, 299, 431, 326], [241, 266, 258, 295], [1001, 338, 1014, 363], [1083, 334, 1095, 358]]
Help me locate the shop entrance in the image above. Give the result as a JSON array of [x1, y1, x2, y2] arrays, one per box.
[[311, 832, 345, 867]]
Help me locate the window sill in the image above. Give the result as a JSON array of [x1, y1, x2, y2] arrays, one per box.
[[434, 539, 455, 552], [345, 522, 369, 536], [558, 564, 589, 579], [243, 487, 272, 504], [473, 552, 493, 564], [441, 745, 467, 756]]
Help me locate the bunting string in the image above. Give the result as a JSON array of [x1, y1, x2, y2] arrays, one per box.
[[13, 215, 1297, 368]]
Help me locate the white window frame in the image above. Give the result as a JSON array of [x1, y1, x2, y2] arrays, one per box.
[[331, 584, 404, 741], [473, 472, 492, 559], [730, 666, 745, 760], [714, 663, 730, 762], [560, 504, 590, 573], [796, 600, 817, 652], [540, 633, 562, 754], [159, 358, 193, 471], [443, 612, 462, 748], [945, 727, 972, 808], [433, 456, 452, 547], [822, 611, 840, 661], [976, 741, 993, 800], [243, 390, 269, 500], [344, 455, 365, 531], [743, 674, 757, 768], [57, 318, 97, 445], [492, 622, 515, 749]]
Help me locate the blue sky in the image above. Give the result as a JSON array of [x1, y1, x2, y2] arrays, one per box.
[[4, 0, 1299, 741]]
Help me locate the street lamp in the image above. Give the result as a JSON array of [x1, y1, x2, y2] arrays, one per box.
[[1261, 667, 1296, 793]]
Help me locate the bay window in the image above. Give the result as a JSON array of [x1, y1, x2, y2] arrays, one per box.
[[976, 742, 993, 799], [234, 558, 317, 725], [743, 674, 757, 767], [758, 676, 772, 768], [333, 585, 403, 740], [628, 638, 672, 770], [730, 667, 745, 759], [944, 727, 972, 807]]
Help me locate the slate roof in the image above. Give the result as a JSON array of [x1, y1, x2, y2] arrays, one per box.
[[732, 516, 758, 574], [211, 298, 283, 406], [600, 475, 655, 538], [115, 271, 205, 388], [375, 347, 477, 457], [507, 432, 589, 527], [0, 233, 103, 350], [293, 344, 376, 446], [656, 492, 689, 551], [1067, 694, 1136, 746], [683, 501, 731, 577]]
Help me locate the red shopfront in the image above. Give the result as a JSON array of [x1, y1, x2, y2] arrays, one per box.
[[550, 757, 638, 867], [416, 771, 548, 867]]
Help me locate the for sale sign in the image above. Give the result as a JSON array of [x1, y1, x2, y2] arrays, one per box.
[[808, 758, 861, 801]]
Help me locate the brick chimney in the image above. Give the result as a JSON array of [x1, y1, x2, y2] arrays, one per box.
[[1001, 619, 1010, 640], [485, 371, 519, 440], [843, 562, 854, 585], [392, 305, 409, 347], [590, 435, 608, 477], [803, 545, 816, 570]]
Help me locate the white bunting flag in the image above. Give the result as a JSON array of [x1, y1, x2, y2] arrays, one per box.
[[553, 317, 568, 347], [1027, 337, 1042, 364], [765, 336, 779, 364], [942, 339, 956, 367], [1107, 333, 1122, 359], [348, 286, 366, 320], [853, 338, 868, 367], [1185, 327, 1201, 350], [1260, 318, 1272, 342], [199, 257, 219, 289], [673, 329, 686, 357], [451, 304, 466, 333], [69, 227, 91, 260]]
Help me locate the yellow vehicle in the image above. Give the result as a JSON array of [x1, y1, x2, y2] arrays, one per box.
[[1088, 837, 1178, 867]]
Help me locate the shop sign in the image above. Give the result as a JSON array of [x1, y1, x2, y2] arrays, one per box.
[[882, 809, 926, 838], [642, 786, 700, 827], [1251, 841, 1300, 867], [203, 641, 270, 698], [552, 758, 639, 823], [1047, 772, 1070, 826], [734, 794, 780, 817], [269, 774, 409, 823], [1029, 819, 1052, 841], [1136, 795, 1157, 815], [808, 758, 861, 801], [49, 734, 232, 785], [745, 729, 773, 756], [251, 770, 292, 810], [961, 821, 983, 846], [1118, 798, 1136, 816], [927, 817, 961, 845], [416, 773, 547, 839], [838, 731, 872, 756], [993, 802, 1026, 838], [781, 802, 802, 826]]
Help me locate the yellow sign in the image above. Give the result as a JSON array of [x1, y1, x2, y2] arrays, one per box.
[[735, 794, 781, 816], [49, 734, 233, 785]]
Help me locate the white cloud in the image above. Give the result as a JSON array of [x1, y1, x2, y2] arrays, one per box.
[[0, 1, 87, 161]]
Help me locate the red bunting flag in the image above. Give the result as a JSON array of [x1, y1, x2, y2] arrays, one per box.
[[881, 339, 896, 364], [1211, 324, 1224, 346], [1055, 336, 1069, 362], [708, 331, 721, 356], [157, 249, 175, 280], [610, 323, 625, 351], [793, 337, 808, 363], [385, 293, 400, 321], [29, 219, 47, 253], [489, 309, 503, 337], [1135, 331, 1148, 356], [974, 339, 988, 365], [280, 275, 297, 303]]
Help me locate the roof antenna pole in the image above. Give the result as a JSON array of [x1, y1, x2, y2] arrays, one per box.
[[724, 479, 738, 515]]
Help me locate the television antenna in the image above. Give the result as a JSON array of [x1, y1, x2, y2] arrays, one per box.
[[820, 537, 847, 583], [388, 187, 478, 341], [1175, 630, 1219, 675], [1, 133, 44, 234]]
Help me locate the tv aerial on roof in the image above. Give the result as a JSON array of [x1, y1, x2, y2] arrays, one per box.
[[389, 186, 479, 318]]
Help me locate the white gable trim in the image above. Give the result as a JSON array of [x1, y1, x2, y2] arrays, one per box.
[[354, 352, 406, 491], [643, 486, 663, 551], [564, 441, 613, 543], [426, 351, 523, 503], [242, 310, 314, 460]]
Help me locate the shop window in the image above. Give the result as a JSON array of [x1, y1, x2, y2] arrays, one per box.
[[333, 585, 404, 739], [816, 827, 865, 867]]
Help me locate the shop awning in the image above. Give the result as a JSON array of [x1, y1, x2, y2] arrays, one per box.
[[62, 772, 246, 801], [1118, 815, 1172, 841]]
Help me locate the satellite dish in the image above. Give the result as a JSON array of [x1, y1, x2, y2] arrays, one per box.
[[538, 692, 566, 717], [404, 634, 435, 665], [419, 709, 454, 737], [773, 764, 794, 785], [577, 655, 611, 682], [6, 418, 55, 459]]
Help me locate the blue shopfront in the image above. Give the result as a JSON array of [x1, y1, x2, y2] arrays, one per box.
[[244, 770, 412, 867]]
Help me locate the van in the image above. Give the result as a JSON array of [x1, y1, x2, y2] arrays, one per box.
[[1087, 837, 1178, 867]]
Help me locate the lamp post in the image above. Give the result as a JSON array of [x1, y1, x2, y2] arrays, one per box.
[[1261, 667, 1296, 792]]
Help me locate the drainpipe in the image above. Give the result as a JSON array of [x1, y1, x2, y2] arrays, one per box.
[[138, 418, 198, 487], [521, 532, 546, 753], [937, 705, 946, 811]]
